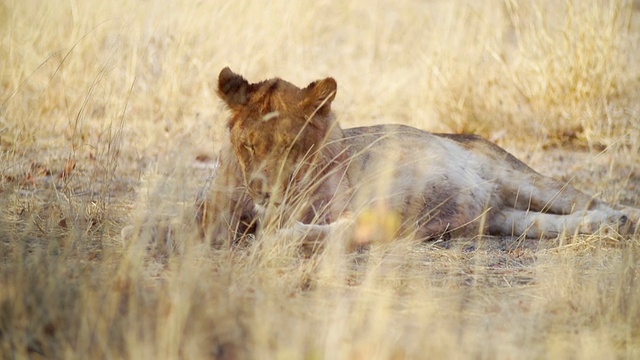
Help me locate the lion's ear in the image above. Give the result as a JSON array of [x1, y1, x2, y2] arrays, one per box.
[[217, 67, 250, 110], [302, 77, 337, 117]]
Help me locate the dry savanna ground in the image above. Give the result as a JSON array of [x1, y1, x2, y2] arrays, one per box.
[[2, 0, 640, 359]]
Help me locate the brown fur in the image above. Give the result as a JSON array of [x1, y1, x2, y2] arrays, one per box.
[[200, 68, 640, 247]]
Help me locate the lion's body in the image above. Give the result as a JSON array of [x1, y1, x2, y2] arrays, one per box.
[[342, 125, 495, 239], [200, 68, 639, 246]]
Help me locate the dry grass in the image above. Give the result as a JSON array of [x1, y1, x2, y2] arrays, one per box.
[[2, 0, 640, 358]]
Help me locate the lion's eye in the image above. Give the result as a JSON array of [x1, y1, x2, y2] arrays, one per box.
[[242, 142, 254, 153]]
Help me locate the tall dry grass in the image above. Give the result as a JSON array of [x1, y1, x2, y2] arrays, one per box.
[[1, 0, 640, 358]]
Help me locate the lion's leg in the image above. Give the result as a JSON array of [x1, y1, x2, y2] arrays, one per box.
[[487, 207, 629, 238], [276, 217, 354, 246], [498, 171, 612, 214], [499, 171, 640, 233]]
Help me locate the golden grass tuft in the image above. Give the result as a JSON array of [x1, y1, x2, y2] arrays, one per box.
[[2, 0, 640, 358]]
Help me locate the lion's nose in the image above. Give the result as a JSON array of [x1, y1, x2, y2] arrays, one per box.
[[254, 191, 271, 206], [249, 178, 266, 193], [248, 177, 273, 205]]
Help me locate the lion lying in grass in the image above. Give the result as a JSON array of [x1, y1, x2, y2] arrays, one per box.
[[199, 67, 640, 247]]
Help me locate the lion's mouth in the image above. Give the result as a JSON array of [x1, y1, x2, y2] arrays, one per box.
[[254, 198, 282, 208], [253, 203, 267, 215], [253, 200, 283, 216]]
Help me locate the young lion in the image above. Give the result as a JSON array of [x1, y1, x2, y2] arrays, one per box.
[[199, 67, 639, 246]]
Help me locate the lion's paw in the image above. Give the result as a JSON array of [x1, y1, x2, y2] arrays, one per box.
[[576, 210, 629, 236]]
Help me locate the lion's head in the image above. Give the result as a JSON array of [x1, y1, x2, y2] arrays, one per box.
[[217, 67, 348, 223]]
